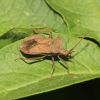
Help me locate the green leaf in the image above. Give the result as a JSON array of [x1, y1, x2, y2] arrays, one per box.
[[0, 0, 66, 35], [0, 28, 34, 48], [45, 0, 100, 41], [0, 0, 67, 48], [0, 0, 100, 100], [0, 32, 100, 100]]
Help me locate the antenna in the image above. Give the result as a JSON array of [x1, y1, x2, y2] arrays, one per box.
[[69, 33, 88, 52]]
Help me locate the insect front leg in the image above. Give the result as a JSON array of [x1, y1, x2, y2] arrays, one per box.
[[50, 56, 55, 79], [58, 55, 70, 74]]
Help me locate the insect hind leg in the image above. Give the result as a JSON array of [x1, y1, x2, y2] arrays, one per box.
[[33, 27, 53, 38], [15, 56, 45, 64]]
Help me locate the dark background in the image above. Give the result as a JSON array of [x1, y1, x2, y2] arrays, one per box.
[[19, 78, 100, 100]]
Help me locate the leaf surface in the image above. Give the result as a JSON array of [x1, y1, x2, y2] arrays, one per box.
[[0, 0, 100, 99]]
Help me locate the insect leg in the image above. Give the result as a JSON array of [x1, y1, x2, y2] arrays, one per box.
[[16, 56, 45, 64], [50, 56, 55, 79], [15, 57, 33, 60], [33, 27, 52, 36], [58, 55, 70, 74], [48, 32, 52, 38]]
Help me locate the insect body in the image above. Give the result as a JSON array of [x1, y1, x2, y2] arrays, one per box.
[[20, 28, 85, 78], [20, 35, 71, 57]]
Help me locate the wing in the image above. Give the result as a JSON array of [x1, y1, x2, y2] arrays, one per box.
[[50, 37, 63, 53], [53, 37, 63, 49], [29, 44, 51, 55], [20, 35, 51, 54]]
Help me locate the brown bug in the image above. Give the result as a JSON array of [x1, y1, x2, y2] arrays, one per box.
[[20, 28, 86, 78]]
